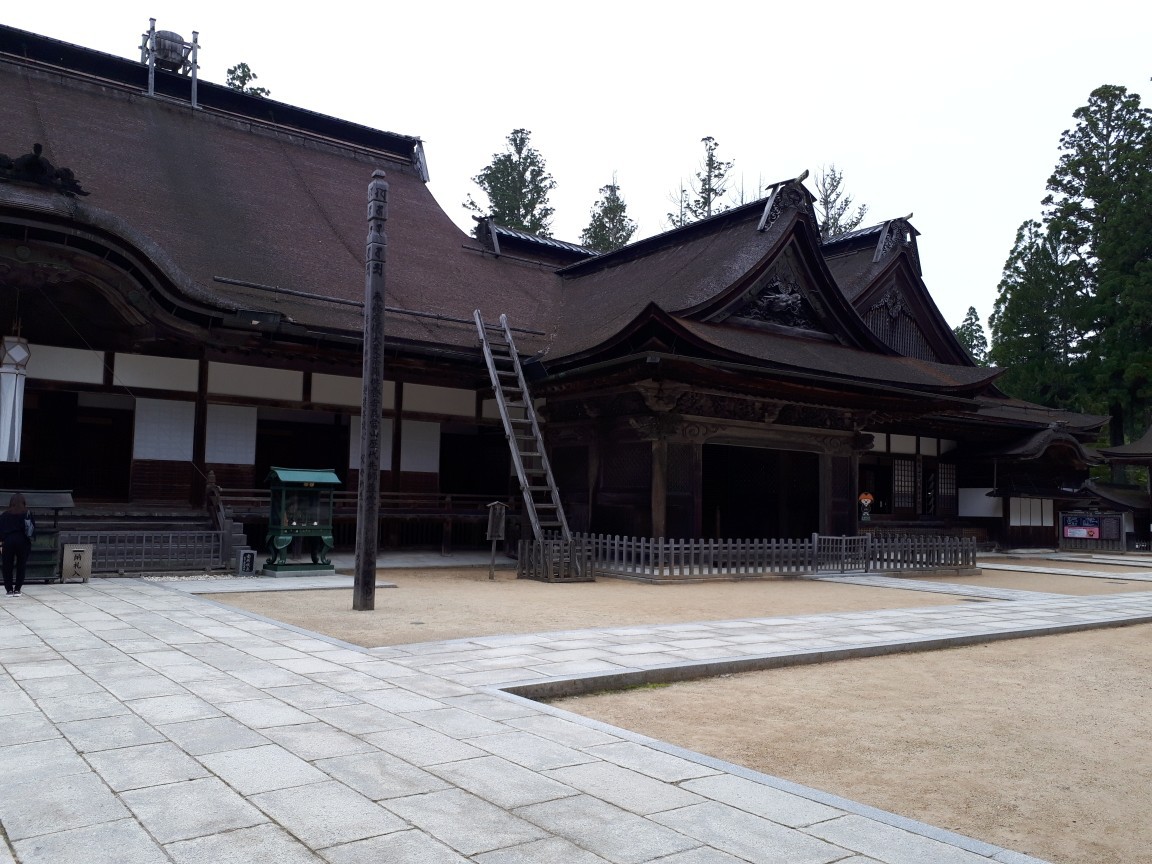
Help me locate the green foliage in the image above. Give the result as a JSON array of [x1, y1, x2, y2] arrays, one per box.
[[667, 137, 733, 228], [580, 178, 637, 253], [990, 220, 1088, 407], [814, 165, 868, 242], [953, 306, 989, 364], [464, 129, 556, 237], [991, 85, 1152, 441], [225, 62, 270, 97]]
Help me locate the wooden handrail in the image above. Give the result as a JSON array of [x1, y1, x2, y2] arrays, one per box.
[[215, 488, 515, 517]]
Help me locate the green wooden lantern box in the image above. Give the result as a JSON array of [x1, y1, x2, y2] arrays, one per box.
[[264, 467, 341, 573]]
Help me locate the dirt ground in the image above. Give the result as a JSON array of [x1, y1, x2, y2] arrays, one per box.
[[214, 569, 960, 648], [211, 564, 1152, 864], [921, 567, 1152, 595]]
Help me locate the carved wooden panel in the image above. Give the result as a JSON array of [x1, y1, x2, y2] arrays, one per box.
[[863, 287, 939, 363]]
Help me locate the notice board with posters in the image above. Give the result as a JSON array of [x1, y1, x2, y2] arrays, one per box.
[[1060, 511, 1124, 551]]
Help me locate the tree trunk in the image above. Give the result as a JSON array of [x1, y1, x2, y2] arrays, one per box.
[[1110, 402, 1126, 484]]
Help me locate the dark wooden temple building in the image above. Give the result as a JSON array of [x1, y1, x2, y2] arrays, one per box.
[[0, 24, 1108, 550]]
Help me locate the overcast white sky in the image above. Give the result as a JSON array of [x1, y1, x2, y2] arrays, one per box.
[[5, 1, 1149, 329]]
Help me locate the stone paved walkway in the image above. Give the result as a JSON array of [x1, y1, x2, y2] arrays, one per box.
[[4, 578, 1150, 863], [812, 574, 1069, 601], [978, 562, 1152, 582]]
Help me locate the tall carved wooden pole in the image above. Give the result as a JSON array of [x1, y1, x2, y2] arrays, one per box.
[[355, 170, 388, 610]]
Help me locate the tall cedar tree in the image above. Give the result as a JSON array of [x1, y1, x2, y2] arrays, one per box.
[[990, 219, 1088, 410], [464, 129, 556, 237], [814, 165, 868, 242], [952, 306, 989, 365], [1043, 85, 1152, 443], [225, 63, 270, 97], [580, 179, 637, 252], [667, 137, 733, 228]]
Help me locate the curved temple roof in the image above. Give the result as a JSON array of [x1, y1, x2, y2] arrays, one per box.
[[0, 23, 1085, 418]]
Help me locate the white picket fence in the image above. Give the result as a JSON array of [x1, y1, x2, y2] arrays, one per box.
[[546, 532, 976, 582]]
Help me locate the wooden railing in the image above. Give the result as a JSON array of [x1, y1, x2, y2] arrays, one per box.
[[58, 530, 226, 573], [516, 537, 595, 582], [814, 535, 872, 573], [868, 533, 976, 571], [540, 532, 977, 582], [213, 487, 507, 520], [576, 534, 814, 581]]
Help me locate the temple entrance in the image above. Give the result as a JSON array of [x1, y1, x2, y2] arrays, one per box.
[[255, 409, 349, 485], [439, 427, 510, 496], [0, 390, 133, 501], [702, 444, 819, 539]]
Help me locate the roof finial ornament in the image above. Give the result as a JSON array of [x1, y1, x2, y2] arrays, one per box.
[[757, 172, 815, 232], [0, 143, 89, 197]]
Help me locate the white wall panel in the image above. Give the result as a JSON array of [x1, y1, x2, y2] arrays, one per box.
[[133, 398, 194, 461], [862, 431, 887, 452], [206, 404, 257, 464], [26, 344, 104, 384], [348, 415, 394, 469], [115, 354, 198, 392], [313, 374, 396, 409], [1009, 497, 1053, 527], [348, 418, 439, 472], [958, 488, 1002, 518], [208, 362, 302, 401], [889, 434, 917, 454], [404, 383, 473, 416], [401, 420, 440, 471]]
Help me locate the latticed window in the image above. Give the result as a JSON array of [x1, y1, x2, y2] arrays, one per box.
[[936, 463, 957, 516], [666, 443, 695, 494], [602, 443, 651, 490], [893, 458, 917, 510]]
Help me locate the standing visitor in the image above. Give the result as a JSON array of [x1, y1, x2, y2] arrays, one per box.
[[1, 493, 35, 596]]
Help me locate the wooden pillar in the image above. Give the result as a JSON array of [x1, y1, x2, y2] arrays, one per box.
[[191, 357, 208, 506], [690, 443, 703, 537], [818, 454, 832, 535], [586, 434, 601, 534], [651, 438, 668, 538], [390, 383, 403, 492], [355, 170, 388, 611]]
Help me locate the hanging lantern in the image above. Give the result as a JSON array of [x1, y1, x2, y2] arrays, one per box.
[[0, 335, 30, 462]]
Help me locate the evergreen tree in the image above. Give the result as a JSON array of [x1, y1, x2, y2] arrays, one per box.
[[580, 178, 637, 253], [989, 219, 1088, 409], [1043, 85, 1152, 442], [813, 164, 868, 242], [464, 129, 556, 237], [225, 63, 270, 97], [952, 306, 989, 365], [990, 84, 1152, 449], [667, 137, 733, 228]]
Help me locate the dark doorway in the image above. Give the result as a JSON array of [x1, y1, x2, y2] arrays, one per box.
[[255, 410, 348, 485], [0, 390, 133, 501], [702, 445, 819, 539], [440, 428, 510, 496]]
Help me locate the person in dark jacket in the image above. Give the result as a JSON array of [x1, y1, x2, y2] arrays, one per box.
[[0, 493, 35, 596]]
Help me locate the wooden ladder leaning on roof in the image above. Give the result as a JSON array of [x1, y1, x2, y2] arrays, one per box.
[[474, 310, 571, 544]]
